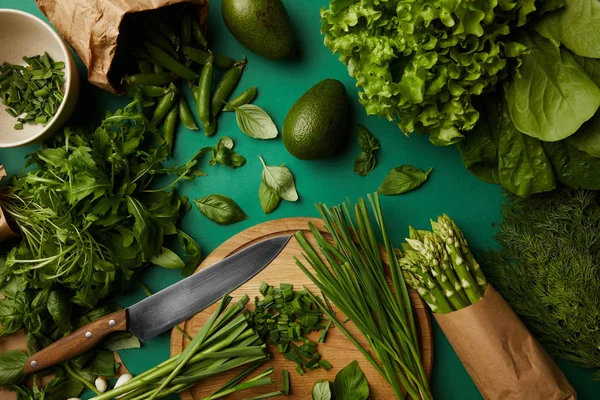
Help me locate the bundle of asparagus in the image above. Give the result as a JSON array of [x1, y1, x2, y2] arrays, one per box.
[[397, 215, 575, 400], [398, 215, 487, 313]]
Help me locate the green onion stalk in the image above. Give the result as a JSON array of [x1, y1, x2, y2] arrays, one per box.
[[89, 295, 278, 400], [398, 214, 488, 314], [294, 193, 432, 400]]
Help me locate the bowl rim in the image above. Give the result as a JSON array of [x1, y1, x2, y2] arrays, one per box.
[[0, 8, 75, 148]]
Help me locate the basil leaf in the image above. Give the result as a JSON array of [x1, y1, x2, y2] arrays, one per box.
[[126, 196, 160, 258], [218, 136, 234, 150], [259, 182, 281, 214], [46, 378, 84, 400], [312, 379, 333, 400], [194, 195, 248, 225], [357, 125, 379, 152], [505, 32, 600, 142], [0, 350, 28, 386], [333, 360, 369, 400], [234, 104, 278, 139], [150, 247, 185, 269], [354, 151, 376, 177], [102, 332, 141, 351], [259, 156, 299, 201], [177, 230, 202, 277], [82, 350, 119, 377], [212, 147, 246, 168], [378, 165, 433, 195], [47, 290, 72, 333]]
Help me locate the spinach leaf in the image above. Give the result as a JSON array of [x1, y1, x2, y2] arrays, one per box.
[[150, 247, 185, 269], [312, 379, 333, 400], [259, 156, 299, 201], [567, 111, 600, 157], [543, 141, 600, 189], [194, 195, 247, 225], [357, 125, 379, 152], [534, 0, 600, 58], [259, 182, 281, 214], [505, 32, 600, 142], [102, 332, 141, 351], [333, 360, 369, 400], [234, 105, 278, 139], [497, 103, 556, 197], [47, 290, 72, 333], [378, 165, 432, 196], [0, 350, 27, 386], [354, 151, 376, 177], [82, 350, 119, 378], [571, 53, 600, 85]]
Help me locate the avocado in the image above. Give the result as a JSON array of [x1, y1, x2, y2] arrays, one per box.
[[222, 0, 295, 60], [283, 79, 348, 160]]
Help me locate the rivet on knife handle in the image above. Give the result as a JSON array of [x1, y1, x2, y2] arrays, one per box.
[[24, 309, 128, 375]]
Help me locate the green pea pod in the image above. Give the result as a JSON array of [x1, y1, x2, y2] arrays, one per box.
[[147, 30, 179, 59], [125, 72, 176, 86], [223, 86, 257, 111], [153, 63, 164, 73], [124, 84, 168, 97], [144, 41, 198, 81], [152, 84, 178, 123], [211, 58, 247, 117], [179, 96, 199, 131], [191, 18, 208, 49], [138, 60, 153, 74], [184, 46, 237, 69], [163, 103, 179, 155], [181, 14, 192, 47], [197, 56, 214, 132], [204, 116, 217, 137]]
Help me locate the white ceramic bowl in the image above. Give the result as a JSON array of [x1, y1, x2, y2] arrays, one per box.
[[0, 9, 79, 148]]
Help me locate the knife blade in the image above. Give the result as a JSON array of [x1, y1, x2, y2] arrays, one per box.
[[24, 234, 291, 375]]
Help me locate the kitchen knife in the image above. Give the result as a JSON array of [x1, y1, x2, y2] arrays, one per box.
[[24, 234, 291, 375]]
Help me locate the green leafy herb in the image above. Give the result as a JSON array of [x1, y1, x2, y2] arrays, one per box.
[[333, 361, 369, 400], [150, 247, 186, 269], [47, 290, 73, 333], [209, 136, 246, 168], [102, 332, 141, 352], [378, 165, 432, 195], [357, 124, 379, 153], [312, 380, 333, 400], [353, 152, 376, 177], [259, 156, 299, 201], [567, 111, 600, 157], [194, 194, 247, 225], [354, 125, 380, 176], [505, 32, 600, 142], [481, 188, 600, 371], [259, 182, 281, 214], [543, 141, 600, 189], [0, 350, 27, 386], [234, 104, 278, 139]]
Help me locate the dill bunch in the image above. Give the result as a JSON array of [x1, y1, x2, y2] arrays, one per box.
[[480, 188, 600, 370]]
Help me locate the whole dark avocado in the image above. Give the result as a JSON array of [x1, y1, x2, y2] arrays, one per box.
[[283, 79, 348, 160], [222, 0, 295, 60]]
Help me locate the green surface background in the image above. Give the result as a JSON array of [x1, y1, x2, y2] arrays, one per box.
[[1, 0, 599, 398]]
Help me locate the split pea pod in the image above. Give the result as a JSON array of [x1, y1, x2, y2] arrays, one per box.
[[152, 83, 178, 124], [211, 57, 247, 117], [125, 72, 176, 86], [144, 42, 198, 81], [179, 96, 198, 131], [197, 56, 214, 135], [184, 47, 237, 69], [223, 86, 257, 111], [191, 18, 208, 49], [137, 60, 153, 74], [163, 103, 179, 155]]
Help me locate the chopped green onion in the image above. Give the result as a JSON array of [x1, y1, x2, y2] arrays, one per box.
[[281, 370, 290, 395]]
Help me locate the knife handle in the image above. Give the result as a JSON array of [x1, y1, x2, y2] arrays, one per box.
[[24, 309, 128, 375]]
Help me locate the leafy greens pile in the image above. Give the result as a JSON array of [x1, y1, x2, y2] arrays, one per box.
[[480, 188, 600, 371], [0, 96, 202, 397], [322, 0, 600, 196]]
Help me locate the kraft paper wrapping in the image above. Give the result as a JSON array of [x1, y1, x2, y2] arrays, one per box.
[[0, 166, 18, 242], [35, 0, 209, 93], [435, 285, 576, 400]]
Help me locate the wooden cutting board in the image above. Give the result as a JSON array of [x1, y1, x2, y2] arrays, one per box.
[[170, 218, 433, 400]]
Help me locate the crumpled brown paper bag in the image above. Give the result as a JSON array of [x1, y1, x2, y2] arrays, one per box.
[[435, 285, 576, 400], [35, 0, 209, 93]]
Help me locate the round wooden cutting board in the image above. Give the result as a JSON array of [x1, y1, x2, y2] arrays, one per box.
[[171, 218, 433, 399]]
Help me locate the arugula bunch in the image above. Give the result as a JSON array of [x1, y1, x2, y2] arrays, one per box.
[[0, 96, 203, 396]]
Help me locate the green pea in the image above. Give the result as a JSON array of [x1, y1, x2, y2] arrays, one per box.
[[211, 58, 247, 117], [152, 84, 178, 123], [223, 86, 257, 111], [179, 96, 198, 131], [163, 103, 179, 155], [197, 56, 214, 134]]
